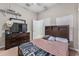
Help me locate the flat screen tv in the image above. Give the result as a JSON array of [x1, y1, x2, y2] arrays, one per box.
[[10, 23, 27, 33]]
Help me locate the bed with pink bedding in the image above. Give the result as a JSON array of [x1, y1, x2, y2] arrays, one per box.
[[19, 39, 68, 56], [31, 39, 68, 56], [18, 25, 69, 56]]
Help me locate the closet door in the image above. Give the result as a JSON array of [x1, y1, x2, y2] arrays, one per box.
[[33, 20, 44, 39]]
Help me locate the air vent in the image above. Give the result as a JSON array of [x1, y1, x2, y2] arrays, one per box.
[[26, 3, 31, 7], [36, 3, 41, 6], [44, 6, 48, 10], [18, 3, 56, 13]]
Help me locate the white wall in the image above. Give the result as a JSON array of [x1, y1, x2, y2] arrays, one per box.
[[0, 3, 36, 47], [73, 4, 78, 49], [43, 18, 56, 26], [78, 4, 79, 49], [38, 3, 78, 49]]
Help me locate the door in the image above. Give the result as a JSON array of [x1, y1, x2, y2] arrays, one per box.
[[33, 20, 44, 39]]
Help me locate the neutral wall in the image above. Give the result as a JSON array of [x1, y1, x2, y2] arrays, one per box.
[[73, 4, 78, 49], [38, 3, 78, 49], [78, 4, 79, 49], [0, 3, 36, 48]]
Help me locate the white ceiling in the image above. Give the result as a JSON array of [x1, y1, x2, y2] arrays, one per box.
[[17, 3, 56, 13]]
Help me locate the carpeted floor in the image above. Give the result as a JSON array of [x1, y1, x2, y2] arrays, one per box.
[[0, 47, 79, 56], [0, 47, 18, 56]]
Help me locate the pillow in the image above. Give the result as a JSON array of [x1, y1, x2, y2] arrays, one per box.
[[43, 35, 50, 40], [56, 37, 68, 43], [48, 36, 55, 41]]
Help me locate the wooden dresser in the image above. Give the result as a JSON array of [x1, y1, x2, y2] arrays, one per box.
[[5, 32, 30, 50]]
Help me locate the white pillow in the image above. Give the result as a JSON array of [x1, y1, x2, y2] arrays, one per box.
[[48, 36, 55, 41], [56, 37, 68, 43]]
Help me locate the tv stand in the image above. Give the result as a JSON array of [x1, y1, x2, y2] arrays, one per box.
[[5, 32, 30, 50]]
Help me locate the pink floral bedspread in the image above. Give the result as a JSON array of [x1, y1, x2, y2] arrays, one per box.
[[31, 39, 68, 56]]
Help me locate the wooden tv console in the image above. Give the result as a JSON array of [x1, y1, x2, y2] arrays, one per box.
[[5, 32, 30, 50]]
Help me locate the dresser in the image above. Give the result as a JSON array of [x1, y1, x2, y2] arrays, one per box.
[[5, 32, 30, 50]]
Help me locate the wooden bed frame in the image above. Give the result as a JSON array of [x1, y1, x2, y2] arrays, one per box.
[[45, 25, 69, 42]]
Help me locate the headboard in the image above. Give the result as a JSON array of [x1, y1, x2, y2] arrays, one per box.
[[45, 25, 69, 42]]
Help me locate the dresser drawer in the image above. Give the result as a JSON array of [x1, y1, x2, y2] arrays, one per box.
[[5, 32, 30, 50]]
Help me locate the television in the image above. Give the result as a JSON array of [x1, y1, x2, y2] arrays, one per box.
[[10, 23, 27, 33]]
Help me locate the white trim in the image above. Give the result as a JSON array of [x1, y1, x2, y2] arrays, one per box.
[[69, 47, 79, 52], [0, 45, 5, 49]]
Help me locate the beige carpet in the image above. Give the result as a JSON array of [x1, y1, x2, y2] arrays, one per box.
[[0, 47, 18, 56]]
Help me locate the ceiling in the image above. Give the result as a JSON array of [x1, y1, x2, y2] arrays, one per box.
[[17, 3, 56, 13]]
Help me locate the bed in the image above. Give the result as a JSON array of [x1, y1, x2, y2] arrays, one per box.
[[18, 25, 69, 56]]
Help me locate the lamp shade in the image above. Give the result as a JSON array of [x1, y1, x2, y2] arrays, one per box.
[[6, 20, 13, 27]]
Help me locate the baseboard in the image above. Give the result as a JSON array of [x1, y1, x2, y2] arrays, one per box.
[[0, 45, 5, 49], [69, 47, 79, 52]]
